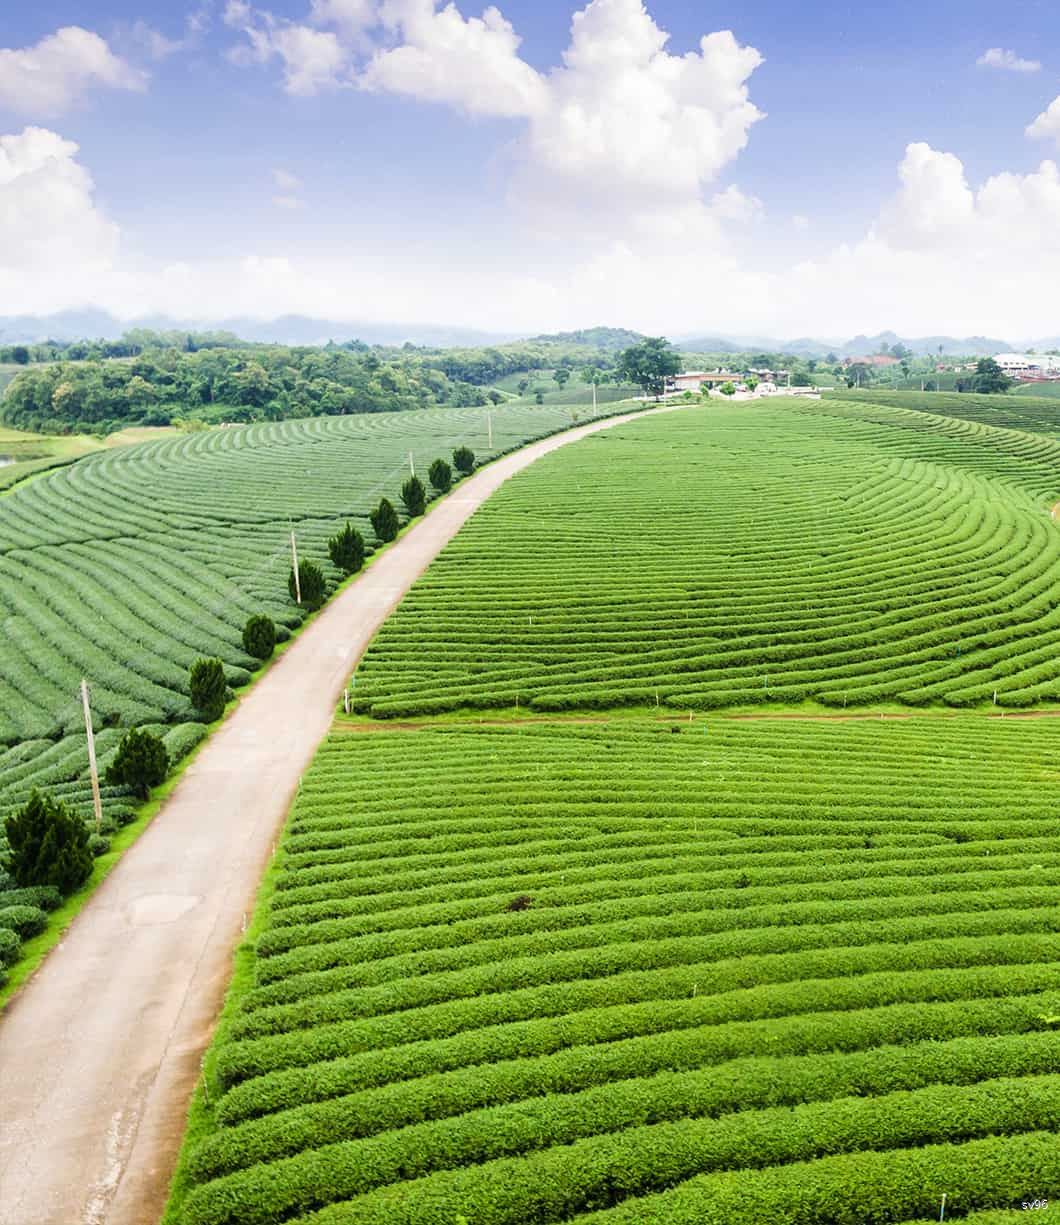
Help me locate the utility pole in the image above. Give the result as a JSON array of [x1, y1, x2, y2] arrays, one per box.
[[290, 530, 301, 604], [487, 410, 493, 449], [408, 451, 415, 477], [80, 679, 103, 836], [592, 378, 598, 412]]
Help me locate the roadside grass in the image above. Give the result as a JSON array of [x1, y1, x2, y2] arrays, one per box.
[[159, 844, 284, 1225]]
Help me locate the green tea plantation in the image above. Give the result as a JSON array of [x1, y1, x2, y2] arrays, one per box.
[[351, 400, 1060, 716], [169, 719, 1060, 1225], [0, 399, 639, 985]]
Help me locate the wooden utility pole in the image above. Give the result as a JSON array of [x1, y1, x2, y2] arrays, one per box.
[[290, 530, 301, 604], [487, 410, 493, 449], [80, 679, 103, 835], [408, 451, 415, 477]]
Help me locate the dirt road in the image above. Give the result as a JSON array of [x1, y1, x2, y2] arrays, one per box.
[[0, 407, 669, 1225]]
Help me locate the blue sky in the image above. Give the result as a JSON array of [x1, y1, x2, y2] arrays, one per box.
[[2, 1, 1060, 338]]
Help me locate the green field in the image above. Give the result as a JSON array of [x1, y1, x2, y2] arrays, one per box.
[[0, 399, 644, 990], [823, 388, 1060, 435], [491, 370, 641, 407], [169, 718, 1060, 1225], [1013, 381, 1060, 398], [350, 400, 1060, 717]]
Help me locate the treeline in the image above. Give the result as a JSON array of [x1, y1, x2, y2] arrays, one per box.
[[0, 328, 254, 365], [393, 340, 624, 386], [1, 347, 499, 434]]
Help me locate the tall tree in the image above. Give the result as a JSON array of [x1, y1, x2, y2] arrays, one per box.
[[615, 337, 682, 398]]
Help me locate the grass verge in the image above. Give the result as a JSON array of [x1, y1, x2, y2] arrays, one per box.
[[159, 843, 284, 1225]]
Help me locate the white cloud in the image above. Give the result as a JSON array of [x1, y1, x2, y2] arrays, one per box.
[[310, 0, 379, 34], [118, 11, 214, 61], [357, 0, 763, 242], [784, 142, 1060, 337], [226, 4, 349, 94], [1027, 95, 1060, 146], [0, 127, 119, 307], [977, 47, 1040, 73], [361, 1, 546, 118], [709, 184, 763, 224], [126, 22, 184, 61], [0, 27, 146, 119], [875, 141, 976, 249], [537, 5, 763, 200]]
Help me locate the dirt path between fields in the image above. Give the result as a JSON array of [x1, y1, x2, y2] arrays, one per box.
[[0, 405, 674, 1225]]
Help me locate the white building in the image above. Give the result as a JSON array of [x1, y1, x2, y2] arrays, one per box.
[[994, 353, 1060, 379]]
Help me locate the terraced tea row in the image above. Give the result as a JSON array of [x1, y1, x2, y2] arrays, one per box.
[[170, 719, 1060, 1225], [351, 399, 1060, 716], [0, 399, 633, 827], [826, 387, 1060, 437]]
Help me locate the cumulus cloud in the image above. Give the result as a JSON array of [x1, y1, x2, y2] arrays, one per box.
[[361, 1, 546, 118], [0, 27, 146, 118], [977, 47, 1040, 73], [356, 0, 763, 241], [1027, 96, 1060, 146], [225, 3, 348, 94], [0, 127, 119, 308], [785, 142, 1060, 337]]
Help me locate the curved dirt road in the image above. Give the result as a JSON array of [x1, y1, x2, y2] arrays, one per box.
[[0, 405, 672, 1225]]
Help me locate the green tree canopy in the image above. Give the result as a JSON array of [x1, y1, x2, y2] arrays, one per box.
[[429, 458, 453, 494], [370, 498, 399, 543], [190, 657, 228, 720], [3, 791, 93, 894], [328, 523, 366, 574], [970, 358, 1013, 394], [105, 729, 169, 800], [615, 337, 682, 398], [401, 476, 426, 518]]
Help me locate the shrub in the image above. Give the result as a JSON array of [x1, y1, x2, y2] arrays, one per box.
[[0, 904, 47, 939], [243, 614, 277, 660], [370, 499, 399, 544], [3, 790, 93, 895], [401, 477, 426, 518], [327, 524, 365, 577], [105, 728, 169, 799], [453, 447, 475, 476], [190, 658, 228, 721], [88, 833, 111, 857], [289, 560, 326, 610], [428, 459, 452, 494], [0, 929, 19, 967]]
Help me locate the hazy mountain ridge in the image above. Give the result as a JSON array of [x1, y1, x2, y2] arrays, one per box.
[[0, 311, 1045, 358]]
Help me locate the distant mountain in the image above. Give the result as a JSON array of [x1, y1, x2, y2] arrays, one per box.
[[0, 310, 522, 349], [676, 330, 1021, 359], [527, 327, 646, 351], [673, 336, 747, 355], [0, 311, 1047, 358]]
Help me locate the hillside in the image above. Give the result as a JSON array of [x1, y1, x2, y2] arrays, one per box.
[[0, 398, 646, 998], [170, 716, 1060, 1224], [351, 400, 1060, 716]]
